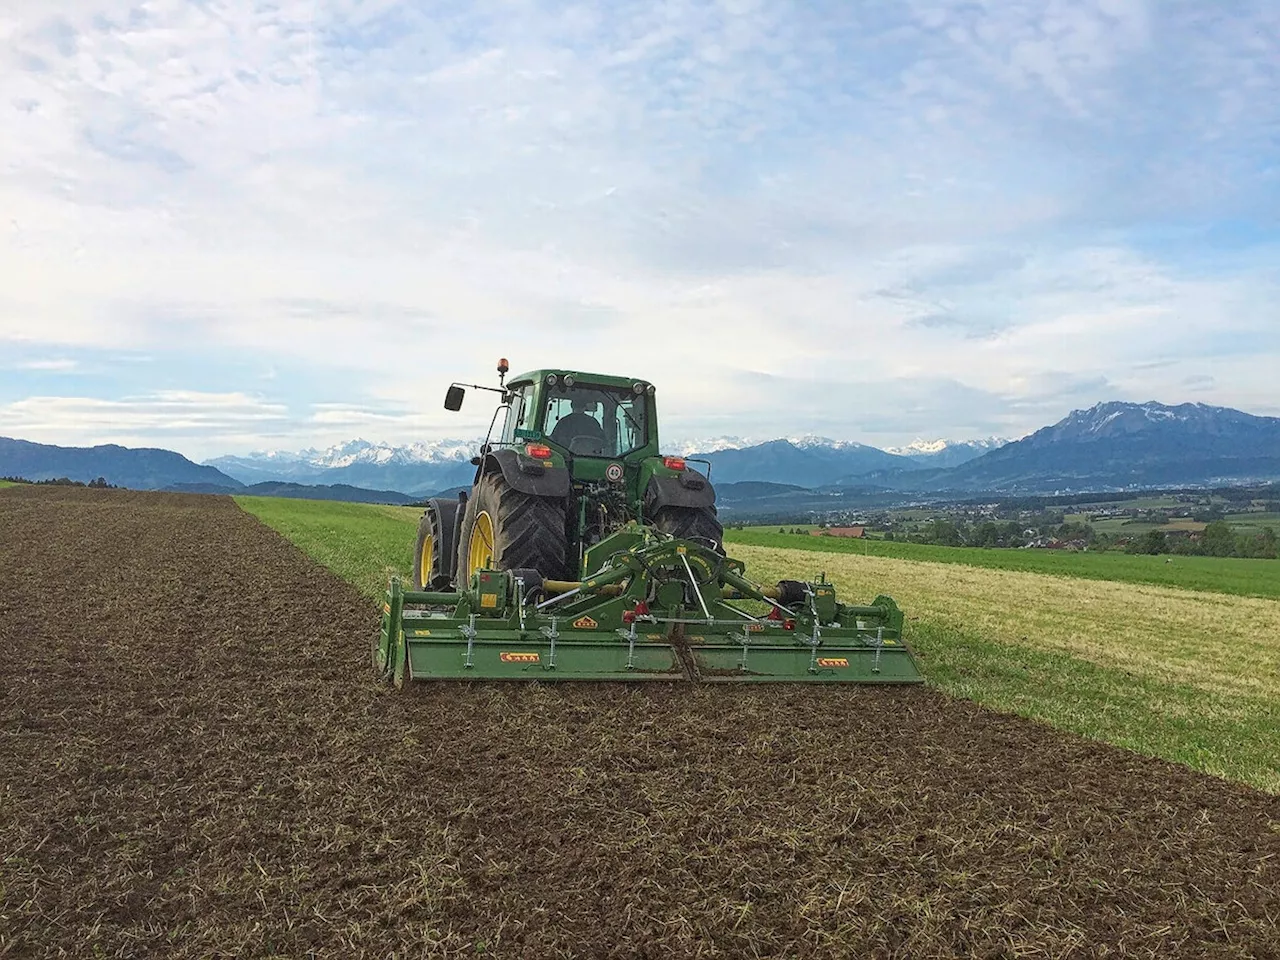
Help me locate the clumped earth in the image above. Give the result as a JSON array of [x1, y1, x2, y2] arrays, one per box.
[[1, 487, 1278, 959]]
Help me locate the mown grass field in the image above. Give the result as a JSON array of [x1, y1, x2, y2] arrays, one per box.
[[1083, 516, 1207, 535], [1226, 511, 1280, 534], [242, 496, 1280, 793], [727, 528, 1280, 599], [0, 480, 20, 489], [736, 545, 1280, 793]]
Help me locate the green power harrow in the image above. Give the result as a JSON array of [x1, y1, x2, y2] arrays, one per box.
[[376, 524, 923, 685]]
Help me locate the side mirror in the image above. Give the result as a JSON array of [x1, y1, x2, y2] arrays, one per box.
[[444, 385, 465, 411]]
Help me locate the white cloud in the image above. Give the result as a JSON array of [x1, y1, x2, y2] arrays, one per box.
[[14, 358, 78, 371], [0, 1, 1277, 453], [0, 391, 289, 455]]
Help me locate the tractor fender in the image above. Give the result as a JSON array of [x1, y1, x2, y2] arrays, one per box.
[[643, 472, 716, 514], [483, 449, 571, 498]]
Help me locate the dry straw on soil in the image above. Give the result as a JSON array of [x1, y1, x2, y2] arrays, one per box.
[[735, 545, 1280, 702], [2, 487, 1278, 959]]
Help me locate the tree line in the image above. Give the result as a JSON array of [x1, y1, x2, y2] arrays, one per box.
[[0, 476, 116, 488], [761, 516, 1278, 561], [1126, 521, 1277, 559]]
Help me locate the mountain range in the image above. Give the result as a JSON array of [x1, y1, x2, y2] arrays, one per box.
[[207, 435, 1004, 495], [935, 401, 1280, 492], [3, 401, 1278, 504], [0, 438, 418, 505], [207, 439, 479, 495], [0, 437, 234, 490]]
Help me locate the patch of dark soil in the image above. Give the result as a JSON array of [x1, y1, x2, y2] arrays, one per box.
[[1, 486, 1278, 959]]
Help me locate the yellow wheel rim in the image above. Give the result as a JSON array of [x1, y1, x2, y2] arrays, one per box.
[[468, 510, 496, 578], [419, 531, 434, 587]]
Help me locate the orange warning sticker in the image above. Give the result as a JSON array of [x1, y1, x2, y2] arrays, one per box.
[[572, 616, 599, 629], [817, 657, 849, 668], [500, 652, 540, 663]]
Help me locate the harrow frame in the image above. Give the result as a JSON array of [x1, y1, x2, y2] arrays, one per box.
[[376, 530, 923, 685]]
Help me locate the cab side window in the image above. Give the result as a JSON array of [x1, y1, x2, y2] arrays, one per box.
[[515, 386, 538, 436], [615, 398, 643, 452]]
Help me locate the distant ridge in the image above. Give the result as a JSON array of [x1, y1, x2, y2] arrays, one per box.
[[0, 437, 241, 491], [0, 437, 423, 504], [690, 439, 912, 486]]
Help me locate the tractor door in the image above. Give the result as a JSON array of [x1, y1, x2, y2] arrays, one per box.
[[610, 395, 646, 454], [497, 385, 535, 447]]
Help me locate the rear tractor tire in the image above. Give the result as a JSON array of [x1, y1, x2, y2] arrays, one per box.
[[455, 471, 569, 584], [652, 505, 725, 555], [413, 497, 463, 590]]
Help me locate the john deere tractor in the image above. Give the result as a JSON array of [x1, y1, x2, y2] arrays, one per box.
[[413, 360, 721, 592], [376, 360, 922, 685]]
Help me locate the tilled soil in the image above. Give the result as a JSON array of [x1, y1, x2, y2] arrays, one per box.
[[1, 487, 1278, 959]]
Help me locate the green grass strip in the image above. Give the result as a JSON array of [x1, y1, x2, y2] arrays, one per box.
[[911, 620, 1279, 794], [726, 529, 1280, 600]]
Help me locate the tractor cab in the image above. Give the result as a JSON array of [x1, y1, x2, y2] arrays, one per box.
[[433, 360, 719, 589], [445, 363, 663, 488], [503, 370, 655, 462]]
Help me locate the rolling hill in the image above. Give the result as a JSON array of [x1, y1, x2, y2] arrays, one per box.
[[0, 438, 241, 491]]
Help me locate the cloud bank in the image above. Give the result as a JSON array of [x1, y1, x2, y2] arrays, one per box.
[[1, 0, 1277, 458]]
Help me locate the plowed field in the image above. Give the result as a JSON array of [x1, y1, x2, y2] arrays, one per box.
[[2, 487, 1278, 959]]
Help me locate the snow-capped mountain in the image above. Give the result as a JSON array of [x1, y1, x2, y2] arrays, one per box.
[[675, 435, 911, 457], [308, 438, 479, 468], [942, 401, 1280, 491], [884, 437, 1009, 468], [789, 435, 893, 453], [671, 436, 755, 456], [207, 438, 481, 496], [1035, 401, 1249, 442], [684, 438, 916, 486], [221, 438, 480, 469]]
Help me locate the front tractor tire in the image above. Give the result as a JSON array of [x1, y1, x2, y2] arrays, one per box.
[[413, 498, 462, 590], [456, 471, 569, 584], [652, 505, 725, 554]]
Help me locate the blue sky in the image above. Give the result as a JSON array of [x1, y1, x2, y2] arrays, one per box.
[[1, 0, 1278, 459]]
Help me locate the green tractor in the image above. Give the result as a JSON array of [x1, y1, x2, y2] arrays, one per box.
[[412, 359, 722, 593], [376, 360, 923, 686]]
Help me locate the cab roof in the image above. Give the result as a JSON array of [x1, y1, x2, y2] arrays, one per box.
[[508, 369, 649, 391]]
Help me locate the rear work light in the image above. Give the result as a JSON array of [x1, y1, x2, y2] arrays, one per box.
[[525, 443, 553, 459], [663, 456, 686, 470]]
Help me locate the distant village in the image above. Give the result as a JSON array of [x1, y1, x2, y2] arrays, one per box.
[[741, 488, 1280, 560]]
